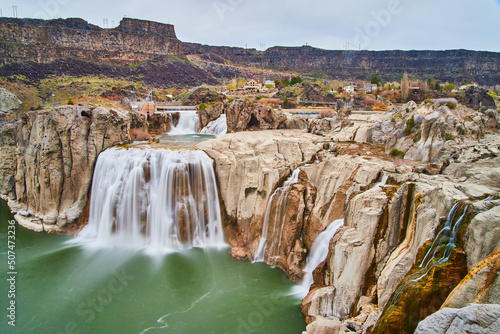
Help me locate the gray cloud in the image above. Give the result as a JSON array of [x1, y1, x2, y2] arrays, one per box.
[[2, 0, 500, 51]]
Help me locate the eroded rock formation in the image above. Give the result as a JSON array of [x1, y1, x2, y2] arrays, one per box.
[[195, 101, 500, 333], [0, 105, 156, 232]]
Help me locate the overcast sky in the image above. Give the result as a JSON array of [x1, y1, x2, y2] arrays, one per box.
[[3, 0, 500, 51]]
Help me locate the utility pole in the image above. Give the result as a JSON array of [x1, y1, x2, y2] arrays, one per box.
[[12, 6, 17, 18]]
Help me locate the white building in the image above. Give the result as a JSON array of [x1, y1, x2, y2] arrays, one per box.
[[264, 80, 275, 87], [344, 85, 355, 93]]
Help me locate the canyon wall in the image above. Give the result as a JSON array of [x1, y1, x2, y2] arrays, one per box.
[[0, 105, 150, 232], [0, 17, 182, 64], [186, 44, 500, 86], [1, 18, 499, 85]]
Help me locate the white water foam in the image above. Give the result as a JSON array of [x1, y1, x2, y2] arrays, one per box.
[[294, 219, 344, 297], [200, 115, 227, 137], [169, 110, 200, 135]]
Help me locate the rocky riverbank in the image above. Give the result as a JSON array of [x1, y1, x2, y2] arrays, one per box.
[[197, 101, 500, 332]]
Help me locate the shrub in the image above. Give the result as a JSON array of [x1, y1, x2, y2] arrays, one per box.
[[444, 133, 456, 141], [446, 101, 457, 110], [36, 104, 43, 110], [404, 116, 415, 136], [319, 109, 336, 118], [413, 131, 421, 143], [226, 84, 235, 90], [389, 149, 405, 158], [67, 98, 74, 105], [198, 102, 207, 110], [443, 83, 456, 92]]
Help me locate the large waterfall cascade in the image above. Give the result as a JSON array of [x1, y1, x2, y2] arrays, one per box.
[[77, 147, 225, 252], [254, 168, 301, 263]]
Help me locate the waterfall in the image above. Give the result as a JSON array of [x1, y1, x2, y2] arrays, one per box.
[[373, 174, 389, 188], [388, 194, 498, 307], [200, 115, 227, 137], [254, 168, 301, 263], [169, 110, 200, 135], [77, 147, 225, 252], [300, 219, 344, 292]]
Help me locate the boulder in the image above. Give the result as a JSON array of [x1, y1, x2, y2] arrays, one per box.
[[0, 88, 22, 114], [225, 99, 287, 132], [461, 86, 496, 110], [415, 304, 500, 334]]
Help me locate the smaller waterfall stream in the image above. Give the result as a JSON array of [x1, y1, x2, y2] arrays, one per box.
[[200, 115, 227, 137], [373, 173, 389, 188], [254, 168, 301, 263], [299, 219, 344, 294], [169, 110, 200, 135], [388, 194, 498, 306]]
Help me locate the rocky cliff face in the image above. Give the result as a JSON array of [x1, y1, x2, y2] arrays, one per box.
[[0, 17, 182, 64], [186, 45, 500, 86], [195, 100, 500, 333], [196, 130, 325, 269], [0, 105, 154, 232]]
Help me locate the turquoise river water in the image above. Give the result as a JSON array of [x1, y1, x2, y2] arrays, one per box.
[[0, 200, 305, 334]]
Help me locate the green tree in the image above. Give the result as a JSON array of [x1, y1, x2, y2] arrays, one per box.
[[290, 76, 302, 85], [443, 83, 456, 92], [226, 84, 236, 90], [434, 82, 442, 91], [283, 78, 290, 87], [283, 97, 290, 108], [274, 79, 281, 87], [371, 75, 380, 86]]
